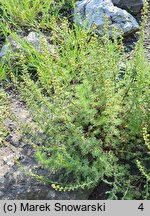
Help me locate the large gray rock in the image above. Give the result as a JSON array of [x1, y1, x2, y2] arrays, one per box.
[[74, 0, 139, 37], [112, 0, 144, 15]]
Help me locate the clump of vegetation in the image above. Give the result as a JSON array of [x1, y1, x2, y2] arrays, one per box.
[[0, 88, 9, 146], [0, 0, 75, 30], [0, 0, 150, 199]]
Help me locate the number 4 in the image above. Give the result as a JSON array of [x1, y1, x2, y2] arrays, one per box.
[[138, 203, 144, 211]]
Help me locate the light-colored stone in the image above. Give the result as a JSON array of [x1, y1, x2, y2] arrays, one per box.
[[0, 177, 6, 184], [0, 36, 22, 58], [7, 161, 15, 166], [0, 191, 4, 197], [24, 32, 54, 54], [0, 32, 54, 59], [74, 0, 139, 37]]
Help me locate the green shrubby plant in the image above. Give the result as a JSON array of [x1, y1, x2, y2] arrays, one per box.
[[11, 22, 149, 198]]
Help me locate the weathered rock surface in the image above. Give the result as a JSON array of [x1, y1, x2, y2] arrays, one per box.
[[112, 0, 144, 15], [0, 32, 54, 59], [74, 0, 139, 36], [0, 89, 92, 200]]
